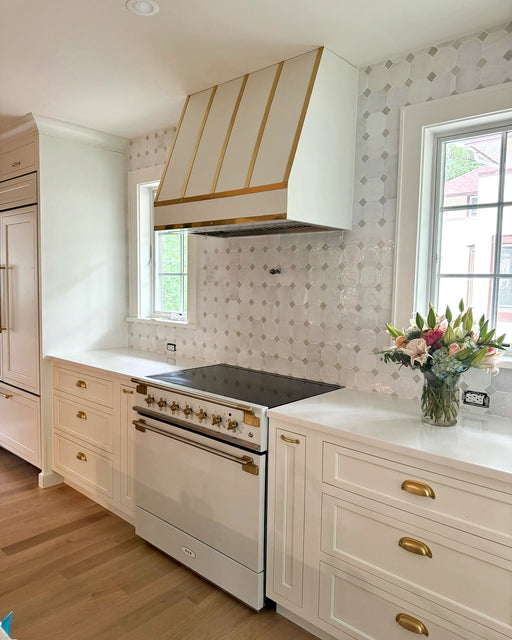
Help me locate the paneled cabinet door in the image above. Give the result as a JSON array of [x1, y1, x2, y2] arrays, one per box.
[[120, 383, 137, 515], [270, 427, 307, 607], [0, 207, 39, 393]]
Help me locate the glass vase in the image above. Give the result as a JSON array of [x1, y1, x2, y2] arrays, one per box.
[[420, 371, 460, 427]]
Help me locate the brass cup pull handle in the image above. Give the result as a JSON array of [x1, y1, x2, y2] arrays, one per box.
[[401, 479, 436, 499], [76, 411, 87, 420], [76, 380, 87, 389], [76, 452, 87, 462], [395, 613, 429, 636], [281, 434, 300, 444], [398, 537, 432, 558]]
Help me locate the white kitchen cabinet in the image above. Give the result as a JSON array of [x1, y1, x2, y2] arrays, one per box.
[[0, 114, 128, 486], [51, 360, 137, 523], [0, 384, 40, 467], [267, 392, 512, 640], [120, 383, 137, 514], [267, 427, 307, 608], [0, 207, 39, 394]]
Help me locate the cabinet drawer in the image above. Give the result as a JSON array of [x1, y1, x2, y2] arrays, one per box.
[[53, 434, 113, 498], [318, 561, 490, 640], [53, 365, 113, 408], [322, 442, 512, 546], [0, 385, 40, 467], [0, 138, 37, 180], [0, 173, 37, 211], [321, 492, 512, 625], [53, 395, 113, 453]]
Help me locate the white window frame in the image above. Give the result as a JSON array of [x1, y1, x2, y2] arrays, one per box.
[[127, 165, 196, 326], [393, 83, 512, 365]]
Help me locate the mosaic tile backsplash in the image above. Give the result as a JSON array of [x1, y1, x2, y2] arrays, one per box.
[[128, 22, 512, 418]]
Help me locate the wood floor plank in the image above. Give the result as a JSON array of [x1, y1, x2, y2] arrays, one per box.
[[0, 448, 316, 640]]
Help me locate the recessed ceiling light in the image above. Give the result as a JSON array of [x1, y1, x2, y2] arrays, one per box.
[[125, 0, 160, 16]]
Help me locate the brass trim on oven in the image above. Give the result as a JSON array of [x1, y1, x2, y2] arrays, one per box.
[[154, 212, 287, 231], [153, 183, 287, 208], [132, 418, 259, 475]]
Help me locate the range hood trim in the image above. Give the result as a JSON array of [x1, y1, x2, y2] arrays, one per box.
[[154, 47, 357, 236]]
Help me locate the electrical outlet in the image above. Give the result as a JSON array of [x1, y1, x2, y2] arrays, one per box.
[[462, 390, 490, 408], [166, 342, 177, 352]]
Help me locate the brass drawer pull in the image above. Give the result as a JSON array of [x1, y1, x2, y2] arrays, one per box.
[[396, 613, 429, 636], [0, 392, 12, 399], [76, 451, 87, 462], [280, 434, 300, 444], [11, 161, 21, 168], [76, 379, 87, 389], [398, 537, 432, 558], [401, 479, 435, 499], [76, 411, 87, 420], [122, 388, 134, 394]]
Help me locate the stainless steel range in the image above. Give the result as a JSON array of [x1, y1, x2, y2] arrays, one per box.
[[131, 364, 340, 609]]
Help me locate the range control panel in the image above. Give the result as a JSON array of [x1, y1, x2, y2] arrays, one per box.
[[133, 382, 266, 451]]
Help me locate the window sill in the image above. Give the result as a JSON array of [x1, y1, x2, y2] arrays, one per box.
[[126, 316, 195, 328]]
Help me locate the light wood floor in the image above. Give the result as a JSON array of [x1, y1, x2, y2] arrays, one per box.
[[0, 448, 317, 640]]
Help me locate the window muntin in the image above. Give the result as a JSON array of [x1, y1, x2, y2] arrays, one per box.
[[432, 126, 512, 342]]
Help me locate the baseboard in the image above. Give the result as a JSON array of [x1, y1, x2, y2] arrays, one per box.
[[277, 605, 345, 640], [38, 470, 63, 488]]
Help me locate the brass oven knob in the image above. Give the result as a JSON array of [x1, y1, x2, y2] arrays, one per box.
[[145, 395, 155, 406], [227, 420, 238, 431], [196, 408, 207, 422], [170, 401, 179, 413], [183, 404, 194, 417], [157, 398, 167, 409], [212, 414, 222, 426]]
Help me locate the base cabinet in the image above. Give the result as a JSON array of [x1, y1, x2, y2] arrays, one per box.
[[0, 384, 40, 467], [267, 418, 512, 640], [51, 361, 136, 522]]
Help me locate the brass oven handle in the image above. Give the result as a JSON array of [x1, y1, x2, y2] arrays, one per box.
[[76, 379, 87, 389], [76, 411, 87, 420], [281, 434, 300, 444], [76, 452, 87, 462], [133, 418, 259, 475], [395, 613, 429, 636], [401, 479, 436, 499], [398, 537, 432, 558]]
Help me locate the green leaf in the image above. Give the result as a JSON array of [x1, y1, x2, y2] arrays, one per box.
[[443, 326, 455, 344], [462, 307, 473, 332], [445, 306, 452, 323], [415, 313, 424, 331], [456, 347, 475, 361], [470, 346, 489, 366], [459, 298, 465, 313], [497, 334, 506, 347], [385, 323, 403, 339], [479, 314, 485, 328], [478, 320, 489, 341], [427, 307, 436, 329]]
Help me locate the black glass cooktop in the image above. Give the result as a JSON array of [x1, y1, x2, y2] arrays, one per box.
[[148, 364, 341, 409]]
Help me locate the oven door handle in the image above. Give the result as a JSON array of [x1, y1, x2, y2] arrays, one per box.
[[133, 419, 259, 476]]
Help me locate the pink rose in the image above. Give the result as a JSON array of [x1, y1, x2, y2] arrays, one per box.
[[448, 343, 461, 356], [395, 335, 406, 348]]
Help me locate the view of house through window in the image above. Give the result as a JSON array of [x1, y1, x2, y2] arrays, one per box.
[[433, 126, 512, 342]]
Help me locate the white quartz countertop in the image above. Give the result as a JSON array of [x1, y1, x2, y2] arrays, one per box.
[[47, 347, 211, 379], [268, 388, 512, 483]]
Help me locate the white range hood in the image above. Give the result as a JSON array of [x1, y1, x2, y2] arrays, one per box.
[[154, 47, 357, 236]]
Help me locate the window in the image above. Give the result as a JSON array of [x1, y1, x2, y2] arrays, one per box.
[[393, 83, 512, 362], [432, 126, 512, 341], [127, 166, 196, 325]]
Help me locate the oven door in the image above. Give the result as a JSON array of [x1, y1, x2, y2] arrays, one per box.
[[134, 415, 265, 573]]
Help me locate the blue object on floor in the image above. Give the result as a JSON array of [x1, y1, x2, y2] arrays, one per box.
[[0, 612, 12, 635]]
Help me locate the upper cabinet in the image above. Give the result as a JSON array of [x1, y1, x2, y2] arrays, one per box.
[[154, 48, 358, 236]]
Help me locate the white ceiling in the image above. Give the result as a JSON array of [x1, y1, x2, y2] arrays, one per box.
[[0, 0, 510, 139]]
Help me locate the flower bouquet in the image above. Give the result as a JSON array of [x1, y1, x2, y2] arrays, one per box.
[[382, 300, 505, 426]]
